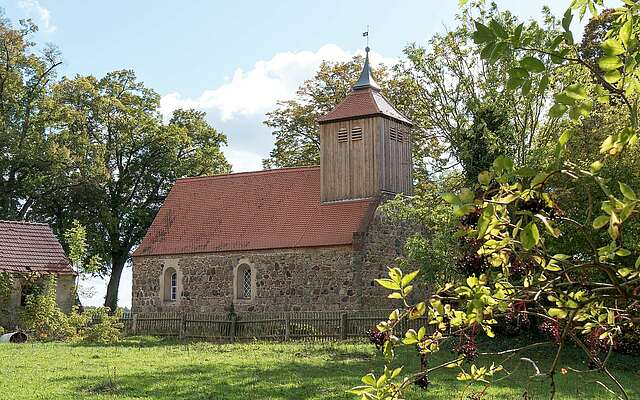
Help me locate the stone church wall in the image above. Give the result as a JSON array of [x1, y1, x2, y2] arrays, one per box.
[[132, 205, 424, 314]]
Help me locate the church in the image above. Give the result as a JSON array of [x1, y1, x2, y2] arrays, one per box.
[[131, 48, 420, 313]]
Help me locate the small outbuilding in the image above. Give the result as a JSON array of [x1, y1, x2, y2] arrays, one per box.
[[0, 221, 76, 328]]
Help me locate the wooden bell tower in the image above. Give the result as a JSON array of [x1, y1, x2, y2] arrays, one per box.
[[317, 47, 413, 203]]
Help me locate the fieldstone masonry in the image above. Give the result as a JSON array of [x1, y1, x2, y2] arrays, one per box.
[[132, 206, 423, 313]]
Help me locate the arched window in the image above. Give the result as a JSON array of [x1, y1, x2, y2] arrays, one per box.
[[235, 262, 255, 301], [163, 267, 178, 302], [242, 268, 251, 299]]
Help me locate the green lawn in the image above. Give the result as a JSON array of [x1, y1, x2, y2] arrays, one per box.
[[0, 336, 637, 400]]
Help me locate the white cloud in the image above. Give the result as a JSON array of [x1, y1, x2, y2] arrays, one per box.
[[160, 44, 397, 122], [18, 0, 57, 33], [224, 148, 265, 172]]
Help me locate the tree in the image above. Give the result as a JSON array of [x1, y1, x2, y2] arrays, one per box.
[[354, 1, 640, 399], [0, 13, 68, 220], [263, 56, 388, 169], [42, 71, 230, 311]]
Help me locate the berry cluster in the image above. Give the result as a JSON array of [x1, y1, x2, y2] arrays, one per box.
[[519, 196, 564, 220], [456, 251, 488, 276], [414, 374, 431, 390], [538, 319, 561, 344], [496, 310, 531, 336], [460, 208, 481, 228], [509, 257, 534, 278], [367, 328, 389, 350], [520, 197, 546, 214], [456, 340, 478, 360]]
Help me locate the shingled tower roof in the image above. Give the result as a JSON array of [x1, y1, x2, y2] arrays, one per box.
[[318, 47, 412, 125]]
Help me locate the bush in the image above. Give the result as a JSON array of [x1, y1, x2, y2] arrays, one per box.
[[82, 307, 123, 344], [20, 276, 72, 341]]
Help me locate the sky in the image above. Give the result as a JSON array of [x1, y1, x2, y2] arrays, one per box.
[[2, 0, 588, 307]]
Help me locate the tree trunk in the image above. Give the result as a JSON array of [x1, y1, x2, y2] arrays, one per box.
[[104, 255, 127, 312]]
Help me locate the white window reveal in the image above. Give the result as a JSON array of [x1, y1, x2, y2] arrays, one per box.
[[351, 126, 363, 141], [337, 127, 348, 142]]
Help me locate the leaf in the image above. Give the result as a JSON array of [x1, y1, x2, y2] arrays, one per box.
[[562, 8, 573, 32], [493, 156, 514, 173], [489, 19, 508, 39], [459, 188, 475, 204], [619, 182, 637, 200], [592, 215, 609, 229], [636, 256, 640, 269], [549, 104, 568, 118], [566, 84, 587, 100], [620, 18, 632, 48], [520, 56, 545, 73], [559, 129, 571, 145], [387, 292, 403, 299], [616, 248, 631, 257], [478, 171, 491, 185], [401, 270, 419, 287], [598, 56, 623, 71], [604, 70, 621, 84], [443, 193, 460, 204], [509, 67, 529, 79], [601, 38, 625, 56], [549, 308, 568, 319], [473, 21, 496, 44], [590, 160, 603, 173], [375, 278, 400, 290], [521, 222, 540, 250], [361, 373, 376, 386]]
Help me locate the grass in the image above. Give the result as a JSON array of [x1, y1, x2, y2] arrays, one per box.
[[0, 336, 637, 400]]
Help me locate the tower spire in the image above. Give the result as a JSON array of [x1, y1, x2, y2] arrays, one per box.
[[353, 43, 380, 91]]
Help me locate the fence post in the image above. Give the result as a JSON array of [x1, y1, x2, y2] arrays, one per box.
[[340, 312, 348, 340], [132, 313, 138, 335], [179, 313, 186, 339], [284, 313, 290, 341], [230, 313, 237, 342]]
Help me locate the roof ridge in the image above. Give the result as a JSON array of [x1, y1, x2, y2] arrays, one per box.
[[0, 220, 49, 226], [178, 165, 320, 183]]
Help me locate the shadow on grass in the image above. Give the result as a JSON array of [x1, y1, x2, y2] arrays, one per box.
[[61, 337, 639, 400]]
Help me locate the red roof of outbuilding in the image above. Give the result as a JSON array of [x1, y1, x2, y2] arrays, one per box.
[[0, 221, 73, 274], [317, 88, 412, 125], [133, 166, 376, 257]]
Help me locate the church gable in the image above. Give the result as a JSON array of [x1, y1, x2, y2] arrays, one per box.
[[133, 166, 376, 257]]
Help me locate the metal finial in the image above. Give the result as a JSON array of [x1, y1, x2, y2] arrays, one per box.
[[353, 39, 380, 91]]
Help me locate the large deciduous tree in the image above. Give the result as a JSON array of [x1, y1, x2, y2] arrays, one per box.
[[0, 15, 68, 220], [41, 71, 230, 311]]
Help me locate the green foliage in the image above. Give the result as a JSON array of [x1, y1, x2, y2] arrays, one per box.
[[356, 2, 640, 399], [20, 275, 71, 341], [81, 307, 124, 344]]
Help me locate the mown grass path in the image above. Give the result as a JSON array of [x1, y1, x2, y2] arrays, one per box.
[[0, 336, 637, 399]]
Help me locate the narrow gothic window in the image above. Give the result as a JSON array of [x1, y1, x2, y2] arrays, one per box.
[[242, 269, 252, 299], [236, 263, 254, 301], [163, 267, 178, 302], [170, 272, 177, 301]]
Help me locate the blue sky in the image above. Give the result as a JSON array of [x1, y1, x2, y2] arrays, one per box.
[[3, 0, 584, 307]]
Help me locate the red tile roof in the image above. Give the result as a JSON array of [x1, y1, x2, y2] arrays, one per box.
[[318, 88, 412, 125], [133, 166, 376, 257], [0, 221, 74, 274]]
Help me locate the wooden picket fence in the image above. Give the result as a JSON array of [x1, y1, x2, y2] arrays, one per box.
[[119, 309, 429, 342]]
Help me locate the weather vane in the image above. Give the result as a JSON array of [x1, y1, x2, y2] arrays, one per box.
[[363, 25, 369, 49]]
